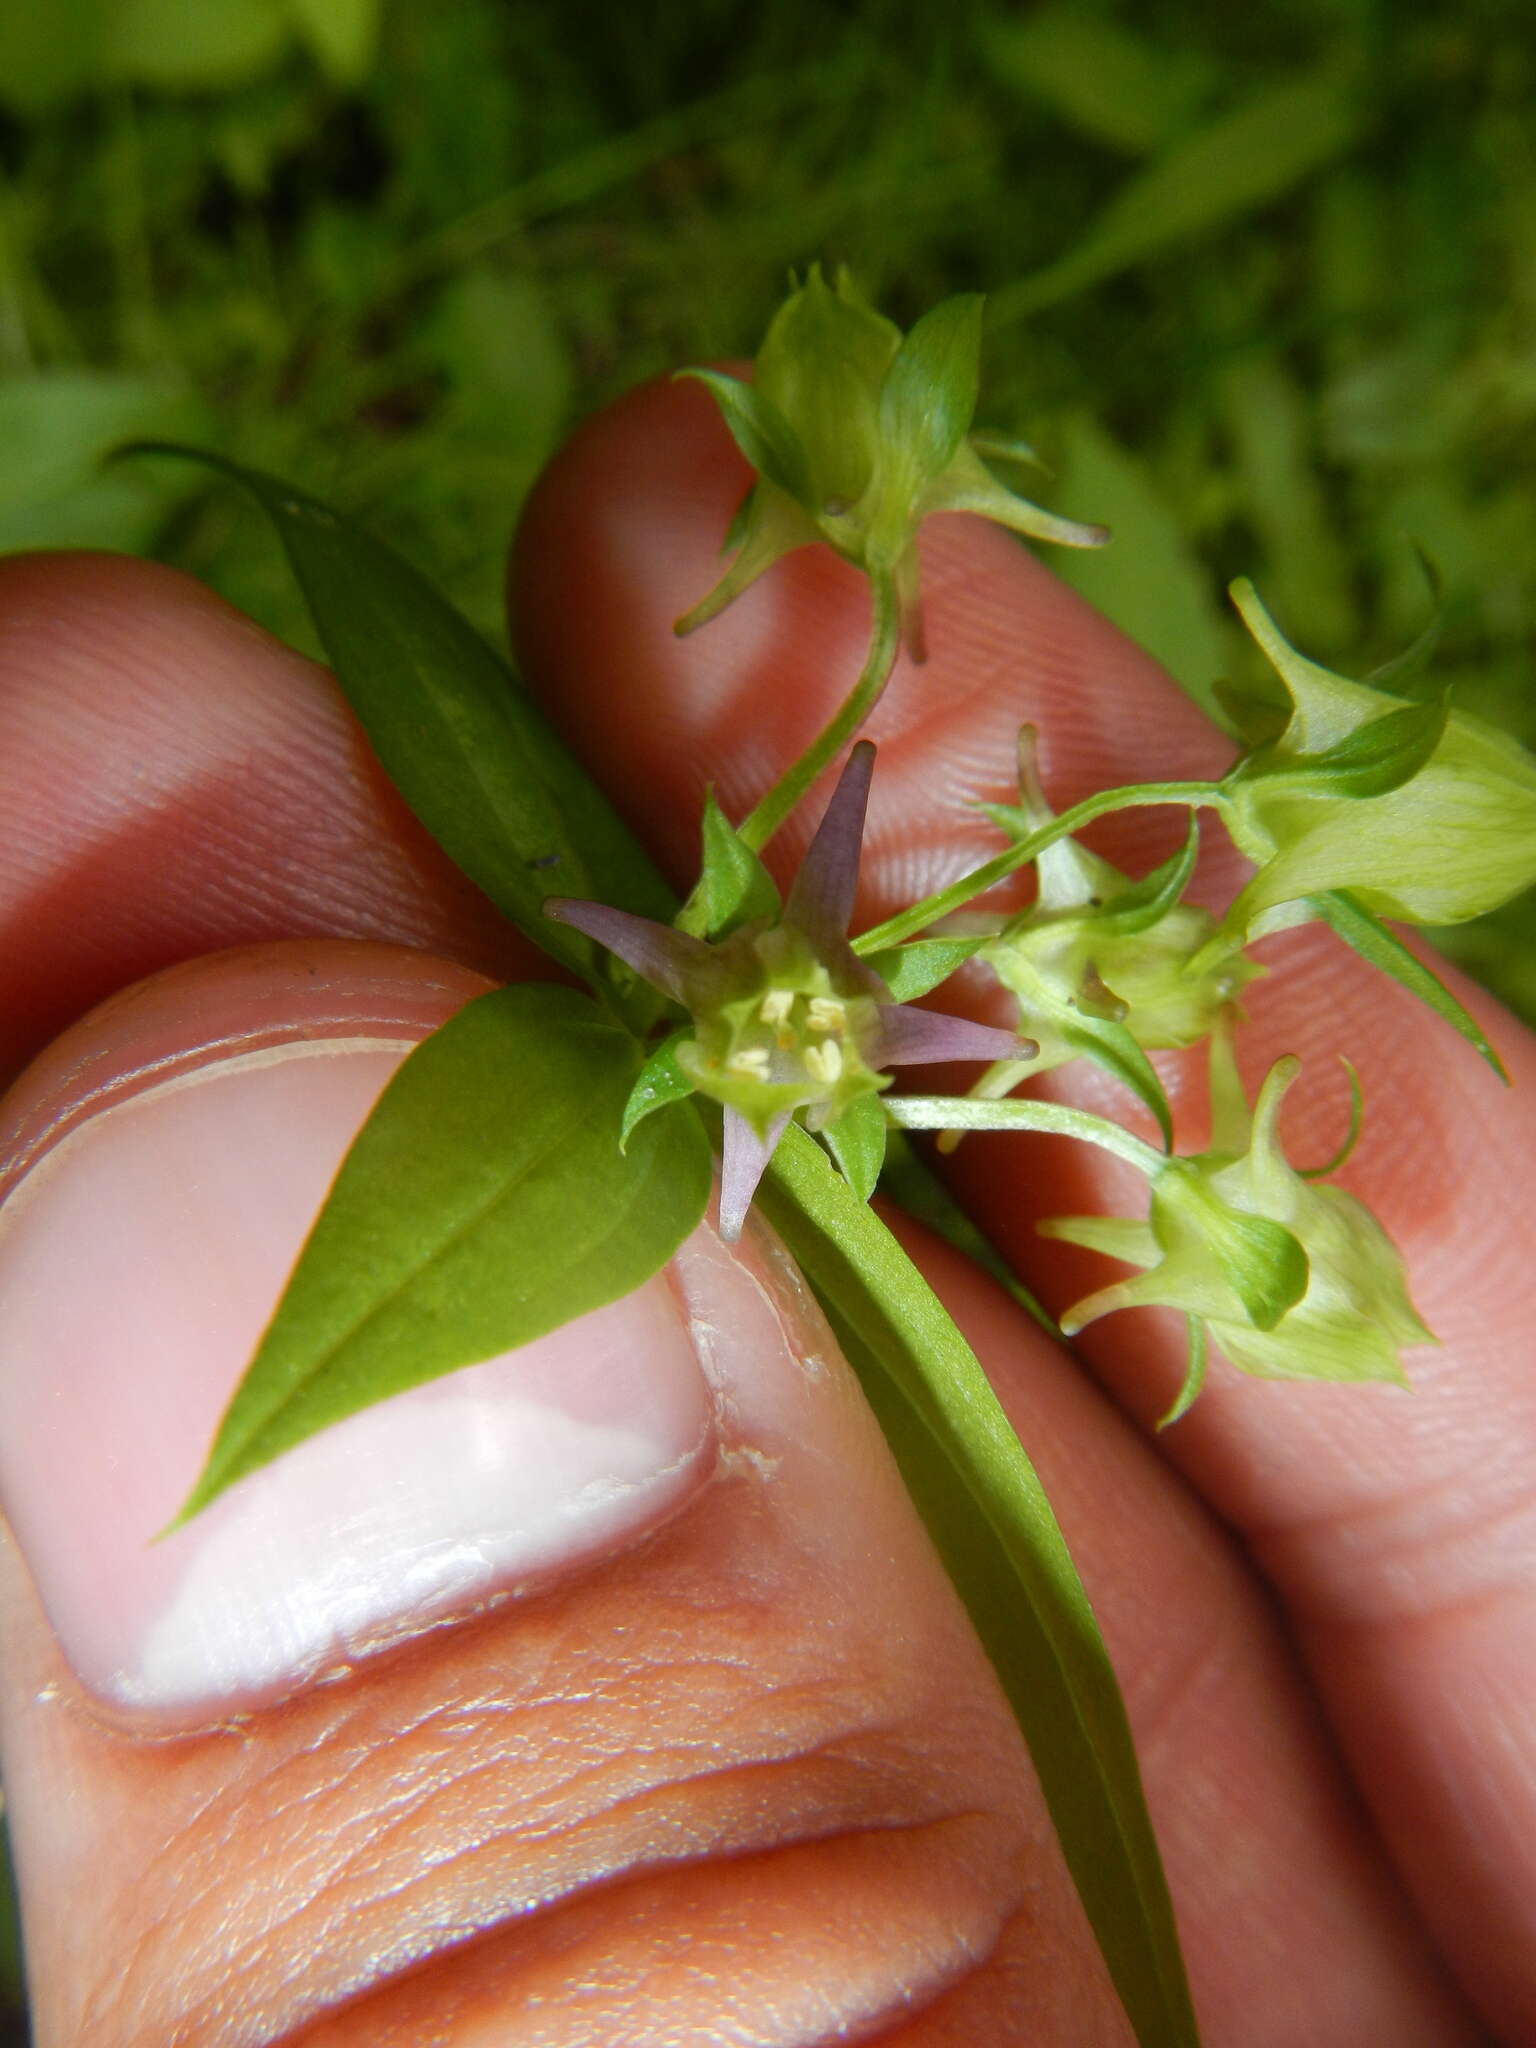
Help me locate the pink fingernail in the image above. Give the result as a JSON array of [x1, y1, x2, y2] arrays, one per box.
[[0, 1041, 715, 1720]]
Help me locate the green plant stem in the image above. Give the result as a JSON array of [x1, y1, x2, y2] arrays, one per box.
[[854, 780, 1221, 951], [885, 1095, 1165, 1176], [738, 570, 901, 852]]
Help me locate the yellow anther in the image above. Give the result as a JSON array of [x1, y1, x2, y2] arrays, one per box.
[[727, 1048, 772, 1080], [803, 1038, 844, 1085], [807, 996, 847, 1034], [758, 989, 795, 1026]]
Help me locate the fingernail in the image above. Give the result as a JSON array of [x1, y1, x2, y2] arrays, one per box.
[[0, 1040, 716, 1720]]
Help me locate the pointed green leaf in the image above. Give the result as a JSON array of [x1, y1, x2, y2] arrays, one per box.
[[1157, 1319, 1209, 1430], [1213, 1212, 1309, 1331], [1306, 890, 1509, 1081], [118, 446, 675, 1020], [864, 933, 988, 1001], [694, 788, 782, 937], [1098, 815, 1201, 937], [761, 1127, 1199, 2048], [1068, 1012, 1175, 1151], [992, 66, 1360, 321], [820, 1091, 888, 1202], [173, 985, 712, 1524], [878, 293, 985, 488], [676, 369, 815, 510], [1233, 692, 1450, 800], [620, 1028, 698, 1147]]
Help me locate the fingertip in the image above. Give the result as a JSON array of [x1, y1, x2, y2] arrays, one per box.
[[0, 551, 533, 1077]]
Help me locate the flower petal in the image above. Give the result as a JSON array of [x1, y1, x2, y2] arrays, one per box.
[[876, 1004, 1035, 1068], [718, 1106, 791, 1241], [784, 740, 875, 957], [543, 899, 712, 1005]]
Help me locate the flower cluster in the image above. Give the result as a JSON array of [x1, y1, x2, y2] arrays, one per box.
[[953, 727, 1255, 1144], [552, 272, 1536, 1409]]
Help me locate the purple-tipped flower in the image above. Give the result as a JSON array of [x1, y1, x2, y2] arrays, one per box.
[[548, 742, 1031, 1238]]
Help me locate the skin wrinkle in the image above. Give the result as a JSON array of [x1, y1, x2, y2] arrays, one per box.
[[191, 1810, 1021, 2047], [67, 1576, 1011, 2044], [274, 1814, 1028, 2048]]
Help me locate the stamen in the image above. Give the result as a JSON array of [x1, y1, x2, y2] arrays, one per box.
[[807, 996, 847, 1034], [758, 989, 795, 1026], [727, 1048, 772, 1080], [804, 1039, 844, 1084]]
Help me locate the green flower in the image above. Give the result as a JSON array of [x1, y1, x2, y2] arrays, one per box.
[[958, 729, 1254, 1146], [677, 266, 1106, 654], [1040, 1021, 1434, 1420], [1218, 580, 1536, 935]]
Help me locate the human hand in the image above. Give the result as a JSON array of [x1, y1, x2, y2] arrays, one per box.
[[0, 375, 1528, 2043]]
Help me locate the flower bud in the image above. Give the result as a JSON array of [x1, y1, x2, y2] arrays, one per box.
[[965, 730, 1254, 1139], [1219, 581, 1536, 932], [677, 268, 1107, 650], [1041, 1028, 1434, 1401]]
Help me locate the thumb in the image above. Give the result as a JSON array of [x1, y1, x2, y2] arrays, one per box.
[[0, 940, 1117, 2044]]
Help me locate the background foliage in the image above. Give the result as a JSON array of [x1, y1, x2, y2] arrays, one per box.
[[0, 0, 1533, 2025]]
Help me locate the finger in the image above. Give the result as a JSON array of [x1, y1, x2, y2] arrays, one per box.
[[0, 531, 1474, 2037], [0, 550, 533, 1082], [0, 941, 1126, 2045], [508, 373, 1536, 2036]]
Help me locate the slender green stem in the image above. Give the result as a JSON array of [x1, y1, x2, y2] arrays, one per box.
[[853, 781, 1221, 952], [885, 1095, 1166, 1176], [738, 572, 901, 852]]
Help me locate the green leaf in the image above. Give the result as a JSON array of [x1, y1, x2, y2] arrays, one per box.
[[1158, 1319, 1208, 1430], [173, 985, 712, 1524], [819, 1091, 887, 1201], [993, 65, 1360, 321], [1068, 1011, 1175, 1152], [0, 374, 210, 555], [877, 1131, 1055, 1333], [676, 369, 815, 511], [120, 448, 676, 1020], [979, 5, 1218, 155], [620, 1028, 697, 1147], [1048, 414, 1229, 724], [760, 1128, 1199, 2048], [1098, 814, 1202, 937], [1233, 692, 1450, 800], [1208, 1208, 1308, 1331], [864, 933, 987, 1000], [1305, 891, 1509, 1081], [877, 294, 984, 490], [694, 788, 782, 937]]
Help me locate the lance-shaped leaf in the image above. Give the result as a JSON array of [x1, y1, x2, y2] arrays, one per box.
[[120, 445, 675, 1021], [760, 1127, 1201, 2048], [172, 985, 712, 1525]]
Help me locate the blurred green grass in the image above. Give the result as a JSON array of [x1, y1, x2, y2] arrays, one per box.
[[0, 0, 1532, 2024]]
